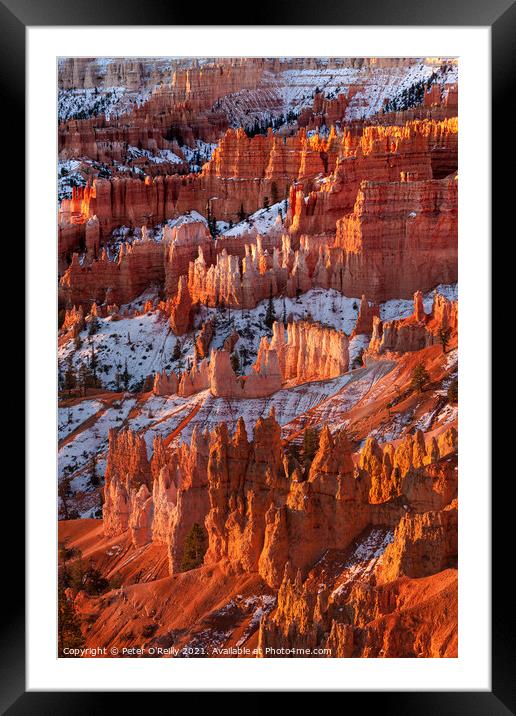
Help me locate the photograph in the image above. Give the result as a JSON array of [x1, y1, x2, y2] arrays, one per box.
[[56, 55, 460, 660]]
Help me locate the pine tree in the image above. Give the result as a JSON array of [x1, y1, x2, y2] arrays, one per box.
[[265, 289, 276, 329], [78, 362, 95, 395], [230, 352, 240, 375], [88, 314, 99, 336], [352, 348, 365, 370], [447, 378, 458, 404], [285, 440, 302, 473], [114, 363, 122, 391], [58, 477, 73, 520], [89, 345, 99, 383], [172, 341, 181, 361], [302, 427, 320, 469], [82, 560, 109, 596], [439, 327, 451, 353], [58, 571, 85, 656], [411, 362, 430, 393], [237, 203, 246, 222], [64, 355, 77, 396], [206, 200, 217, 238], [121, 359, 130, 391], [181, 523, 208, 571], [131, 377, 145, 394], [89, 453, 100, 487]]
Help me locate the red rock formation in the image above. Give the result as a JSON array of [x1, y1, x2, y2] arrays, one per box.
[[258, 561, 457, 658], [195, 317, 215, 358], [58, 58, 274, 162], [59, 216, 213, 309], [59, 305, 85, 342], [261, 320, 349, 383], [166, 427, 212, 573], [153, 370, 179, 396], [97, 407, 457, 656], [187, 236, 311, 310], [169, 276, 193, 335], [351, 295, 380, 337], [164, 219, 213, 297], [59, 238, 165, 309], [205, 414, 455, 588], [255, 421, 457, 657], [209, 348, 282, 399], [286, 120, 457, 238], [149, 315, 351, 404], [299, 92, 350, 131], [365, 429, 458, 508], [204, 419, 401, 587], [178, 358, 210, 397], [437, 426, 458, 458], [59, 59, 459, 659], [103, 428, 151, 537], [203, 413, 285, 575], [377, 504, 457, 583], [59, 118, 456, 249], [330, 176, 457, 302], [58, 126, 332, 240], [102, 427, 211, 570], [59, 120, 457, 310], [368, 290, 458, 355], [58, 57, 173, 92]]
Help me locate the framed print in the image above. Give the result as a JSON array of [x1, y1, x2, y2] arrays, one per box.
[[5, 0, 511, 707]]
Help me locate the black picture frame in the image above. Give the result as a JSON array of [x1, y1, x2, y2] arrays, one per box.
[[4, 0, 512, 708]]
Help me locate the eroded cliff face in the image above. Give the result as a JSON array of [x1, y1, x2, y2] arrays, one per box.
[[103, 428, 211, 573], [367, 290, 458, 355], [265, 321, 349, 383], [59, 59, 258, 160], [102, 415, 457, 596], [58, 125, 331, 245], [83, 121, 455, 310], [61, 311, 458, 656], [60, 57, 452, 162], [258, 560, 457, 658], [183, 165, 456, 308], [148, 318, 350, 401], [286, 119, 457, 237], [58, 57, 174, 92], [59, 239, 164, 309], [187, 240, 292, 310], [59, 219, 212, 310], [103, 429, 152, 537], [332, 175, 457, 301], [256, 426, 457, 658], [58, 117, 457, 275], [351, 295, 380, 337]]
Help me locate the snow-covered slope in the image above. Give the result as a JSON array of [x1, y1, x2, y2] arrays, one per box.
[[58, 283, 457, 394], [220, 201, 287, 238], [58, 84, 166, 123], [218, 58, 458, 128]]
